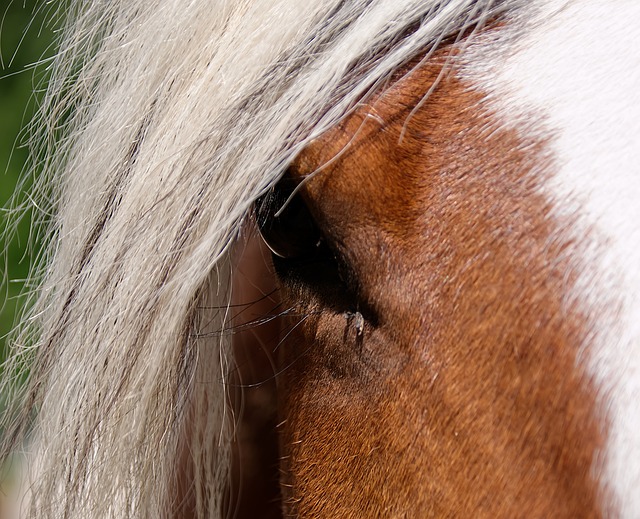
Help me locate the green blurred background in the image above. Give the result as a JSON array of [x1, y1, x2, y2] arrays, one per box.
[[1, 1, 55, 364]]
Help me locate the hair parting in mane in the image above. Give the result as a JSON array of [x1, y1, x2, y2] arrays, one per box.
[[0, 0, 525, 517]]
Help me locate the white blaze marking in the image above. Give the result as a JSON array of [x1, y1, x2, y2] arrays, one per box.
[[466, 1, 640, 515]]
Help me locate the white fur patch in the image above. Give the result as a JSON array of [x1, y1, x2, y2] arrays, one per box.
[[465, 1, 640, 515]]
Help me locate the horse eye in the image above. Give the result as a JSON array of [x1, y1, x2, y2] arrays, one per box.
[[254, 180, 323, 259]]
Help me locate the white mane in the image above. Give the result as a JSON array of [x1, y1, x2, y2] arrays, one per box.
[[1, 1, 525, 517]]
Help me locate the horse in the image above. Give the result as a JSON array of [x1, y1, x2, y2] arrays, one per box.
[[1, 0, 639, 517]]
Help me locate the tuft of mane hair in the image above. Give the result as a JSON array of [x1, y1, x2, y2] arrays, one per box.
[[0, 1, 526, 517]]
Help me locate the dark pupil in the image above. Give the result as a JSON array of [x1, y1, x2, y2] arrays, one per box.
[[254, 179, 323, 259]]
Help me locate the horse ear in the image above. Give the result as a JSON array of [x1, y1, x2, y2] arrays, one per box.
[[254, 179, 324, 260]]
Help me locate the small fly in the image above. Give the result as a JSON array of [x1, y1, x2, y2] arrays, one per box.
[[345, 311, 364, 337]]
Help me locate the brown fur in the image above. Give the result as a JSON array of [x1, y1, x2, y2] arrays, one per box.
[[229, 233, 282, 519], [271, 50, 610, 517]]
